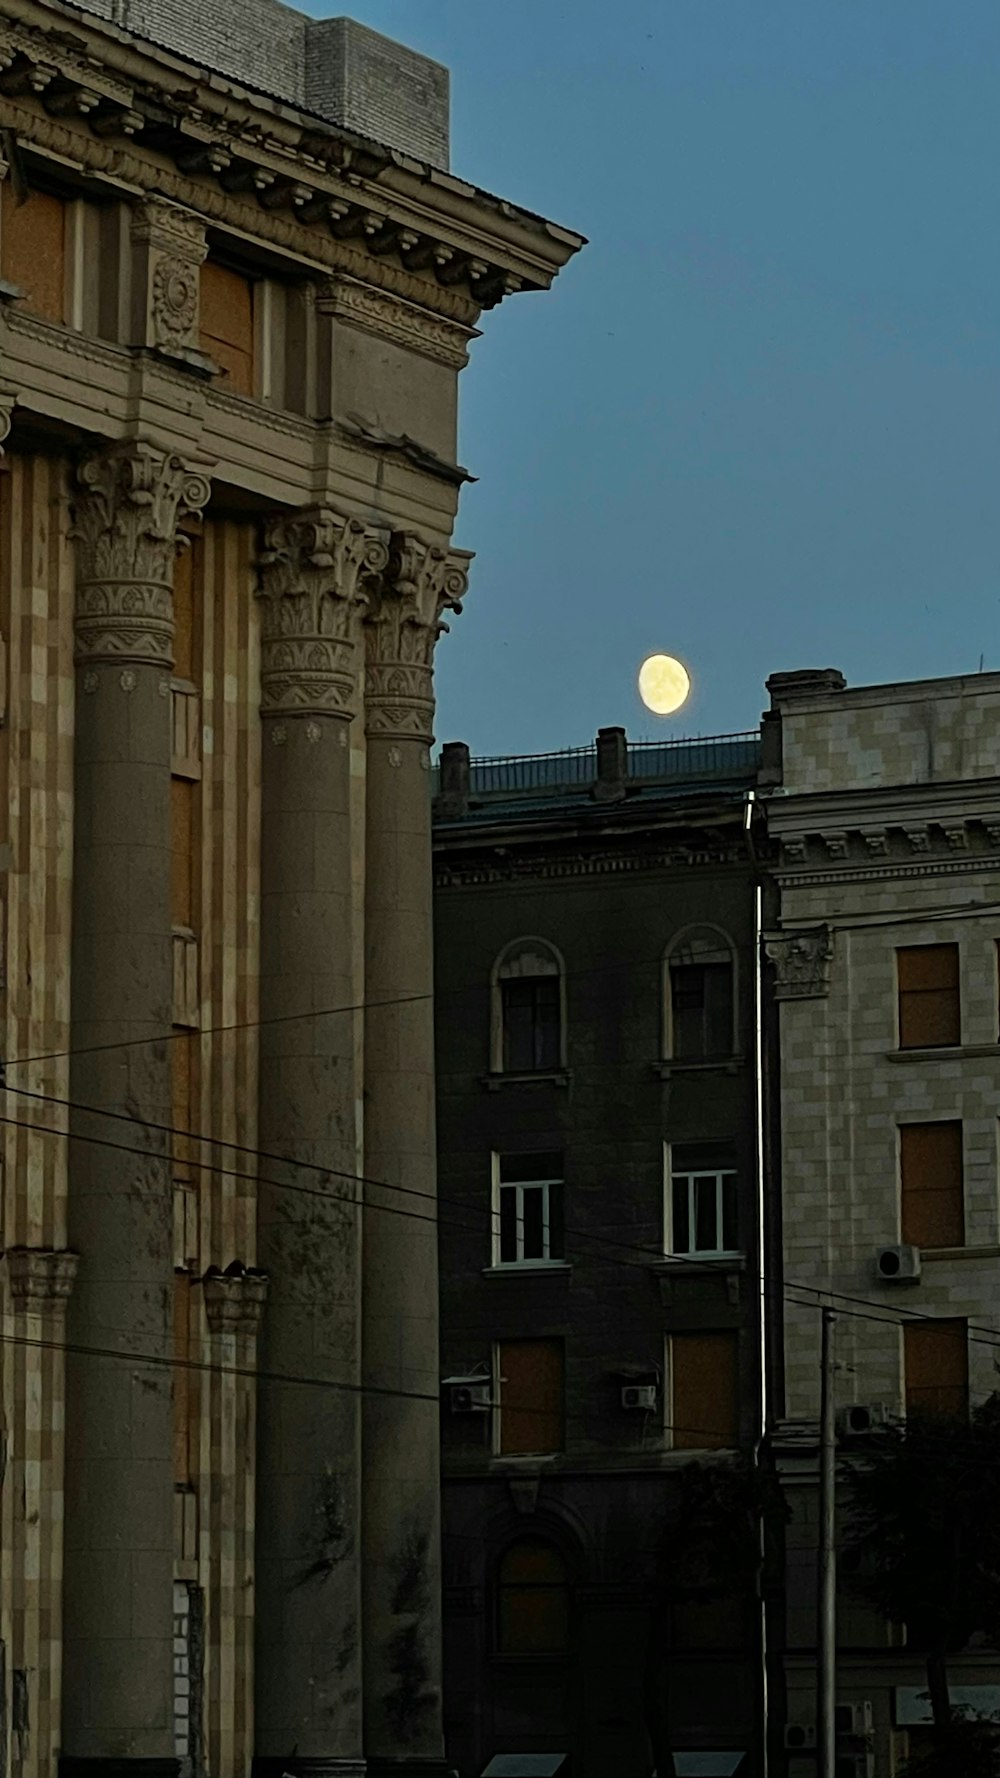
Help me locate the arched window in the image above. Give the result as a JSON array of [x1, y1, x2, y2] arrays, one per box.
[[665, 926, 736, 1061], [496, 1537, 570, 1654], [491, 939, 565, 1074]]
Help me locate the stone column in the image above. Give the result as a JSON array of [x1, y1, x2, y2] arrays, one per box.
[[253, 510, 388, 1778], [62, 443, 210, 1778], [361, 534, 471, 1777]]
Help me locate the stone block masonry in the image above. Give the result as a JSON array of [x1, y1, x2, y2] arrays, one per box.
[[70, 0, 450, 166]]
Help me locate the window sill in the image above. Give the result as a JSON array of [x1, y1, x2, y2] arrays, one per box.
[[653, 1253, 745, 1274], [482, 1262, 572, 1278], [886, 1043, 1000, 1063], [481, 1069, 572, 1091], [921, 1244, 1000, 1263], [652, 1054, 745, 1079]]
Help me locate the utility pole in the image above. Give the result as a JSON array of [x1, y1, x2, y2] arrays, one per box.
[[818, 1308, 837, 1778]]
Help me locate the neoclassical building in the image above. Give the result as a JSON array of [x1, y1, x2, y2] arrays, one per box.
[[0, 2, 581, 1774], [761, 667, 1000, 1775]]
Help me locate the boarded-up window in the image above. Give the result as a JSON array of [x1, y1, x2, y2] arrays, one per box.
[[497, 1538, 569, 1654], [171, 777, 194, 927], [173, 1270, 193, 1484], [672, 1331, 739, 1451], [199, 259, 254, 395], [496, 1339, 564, 1456], [897, 945, 960, 1049], [1, 184, 65, 322], [904, 1318, 968, 1419], [900, 1121, 964, 1249]]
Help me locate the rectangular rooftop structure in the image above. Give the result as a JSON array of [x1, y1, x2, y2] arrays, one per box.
[[69, 0, 450, 166]]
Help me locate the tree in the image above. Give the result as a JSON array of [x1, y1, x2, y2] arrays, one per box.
[[841, 1392, 1000, 1771], [643, 1455, 786, 1778]]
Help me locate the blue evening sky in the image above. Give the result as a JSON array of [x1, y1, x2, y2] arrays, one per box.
[[306, 1, 1000, 756]]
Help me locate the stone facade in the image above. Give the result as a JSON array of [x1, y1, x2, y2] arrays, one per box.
[[761, 668, 1000, 1777], [0, 2, 581, 1774], [432, 731, 764, 1776]]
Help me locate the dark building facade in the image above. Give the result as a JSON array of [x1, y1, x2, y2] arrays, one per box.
[[432, 727, 766, 1778]]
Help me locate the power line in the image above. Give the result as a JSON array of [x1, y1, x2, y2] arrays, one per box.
[[2, 1099, 1000, 1371], [5, 890, 1000, 1069]]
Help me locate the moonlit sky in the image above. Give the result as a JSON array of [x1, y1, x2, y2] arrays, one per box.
[[303, 0, 1000, 756]]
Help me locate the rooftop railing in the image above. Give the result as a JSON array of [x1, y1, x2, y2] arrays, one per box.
[[437, 730, 760, 798]]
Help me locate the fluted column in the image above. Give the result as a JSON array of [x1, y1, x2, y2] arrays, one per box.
[[253, 510, 388, 1778], [62, 443, 210, 1778], [361, 535, 471, 1776]]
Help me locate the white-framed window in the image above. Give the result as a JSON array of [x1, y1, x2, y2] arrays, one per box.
[[492, 1151, 564, 1266], [666, 1144, 739, 1257]]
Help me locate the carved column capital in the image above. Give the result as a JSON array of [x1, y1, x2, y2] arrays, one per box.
[[4, 1246, 79, 1311], [202, 1266, 268, 1335], [256, 508, 389, 717], [364, 534, 473, 741], [130, 198, 208, 354], [765, 925, 833, 1001], [72, 443, 212, 666]]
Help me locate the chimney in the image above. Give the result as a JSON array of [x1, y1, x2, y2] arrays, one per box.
[[435, 741, 470, 818], [592, 726, 628, 803], [766, 668, 847, 709]]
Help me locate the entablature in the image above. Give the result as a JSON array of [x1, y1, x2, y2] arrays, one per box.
[[0, 0, 583, 316]]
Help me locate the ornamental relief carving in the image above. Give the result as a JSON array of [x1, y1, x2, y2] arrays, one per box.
[[765, 926, 834, 1001], [256, 509, 389, 716], [4, 1246, 79, 1310], [72, 445, 212, 666], [132, 199, 208, 353], [364, 534, 472, 740]]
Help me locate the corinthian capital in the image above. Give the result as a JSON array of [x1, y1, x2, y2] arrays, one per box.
[[72, 443, 211, 666], [256, 509, 390, 717], [364, 534, 473, 740]]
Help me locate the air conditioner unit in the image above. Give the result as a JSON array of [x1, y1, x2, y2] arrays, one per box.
[[622, 1384, 658, 1412], [836, 1700, 874, 1738], [448, 1381, 491, 1414], [837, 1403, 893, 1438], [784, 1723, 817, 1751], [875, 1243, 921, 1285]]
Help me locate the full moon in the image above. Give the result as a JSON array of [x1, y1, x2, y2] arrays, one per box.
[[638, 653, 691, 716]]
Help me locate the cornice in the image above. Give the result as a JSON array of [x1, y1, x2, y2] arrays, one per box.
[[317, 275, 477, 370], [0, 2, 583, 313], [775, 856, 999, 891], [6, 302, 130, 368], [435, 841, 750, 888], [771, 815, 1000, 879]]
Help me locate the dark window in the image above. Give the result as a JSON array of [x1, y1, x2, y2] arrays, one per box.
[[501, 975, 561, 1072], [496, 1152, 564, 1265], [497, 1538, 570, 1653], [670, 958, 733, 1058], [897, 945, 960, 1049]]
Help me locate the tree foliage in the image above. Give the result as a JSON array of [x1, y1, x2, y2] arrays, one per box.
[[841, 1391, 1000, 1744]]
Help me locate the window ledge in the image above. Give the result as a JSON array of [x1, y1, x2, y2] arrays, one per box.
[[887, 1044, 1000, 1063], [482, 1262, 572, 1279], [481, 1069, 572, 1091], [652, 1254, 745, 1275], [920, 1244, 1000, 1263], [652, 1054, 745, 1079]]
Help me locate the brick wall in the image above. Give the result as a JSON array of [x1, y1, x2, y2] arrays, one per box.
[[71, 1, 449, 166]]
